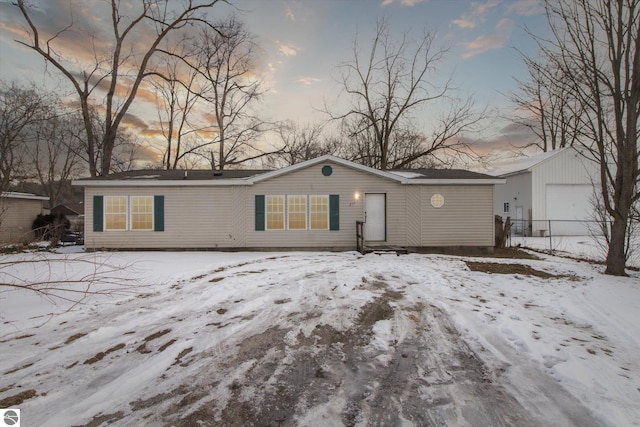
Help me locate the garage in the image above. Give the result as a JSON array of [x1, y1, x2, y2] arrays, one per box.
[[546, 184, 596, 235]]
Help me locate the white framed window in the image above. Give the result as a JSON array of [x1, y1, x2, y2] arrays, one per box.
[[261, 194, 335, 231], [309, 195, 329, 230], [287, 195, 307, 230], [503, 202, 510, 213], [103, 196, 156, 231], [130, 196, 154, 230], [104, 196, 127, 230], [266, 195, 285, 230]]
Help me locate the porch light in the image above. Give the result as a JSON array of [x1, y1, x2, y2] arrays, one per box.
[[354, 192, 360, 201]]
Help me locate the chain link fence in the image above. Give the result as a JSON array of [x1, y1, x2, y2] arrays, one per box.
[[508, 219, 608, 239], [500, 218, 639, 268]]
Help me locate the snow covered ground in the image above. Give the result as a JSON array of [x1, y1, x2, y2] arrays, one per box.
[[0, 247, 638, 426]]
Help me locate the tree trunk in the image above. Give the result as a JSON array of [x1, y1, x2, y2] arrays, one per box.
[[495, 215, 512, 248], [605, 216, 628, 276], [101, 130, 117, 176]]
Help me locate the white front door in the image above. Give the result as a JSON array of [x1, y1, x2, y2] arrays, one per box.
[[364, 193, 386, 241]]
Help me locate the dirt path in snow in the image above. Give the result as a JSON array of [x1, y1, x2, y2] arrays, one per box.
[[156, 276, 600, 427]]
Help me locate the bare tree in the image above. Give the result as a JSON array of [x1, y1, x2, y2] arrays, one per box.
[[109, 130, 146, 173], [0, 253, 140, 317], [271, 120, 336, 167], [328, 19, 485, 169], [150, 48, 208, 169], [0, 81, 46, 193], [28, 110, 82, 207], [193, 16, 268, 169], [14, 0, 227, 176], [509, 57, 582, 152], [532, 0, 640, 275]]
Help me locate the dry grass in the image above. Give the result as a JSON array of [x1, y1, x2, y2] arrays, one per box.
[[465, 261, 557, 278]]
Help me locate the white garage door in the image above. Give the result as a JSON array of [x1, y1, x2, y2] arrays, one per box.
[[546, 184, 595, 235]]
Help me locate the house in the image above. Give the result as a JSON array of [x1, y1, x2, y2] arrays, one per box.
[[0, 192, 50, 243], [50, 202, 85, 232], [490, 147, 600, 236], [72, 155, 504, 252]]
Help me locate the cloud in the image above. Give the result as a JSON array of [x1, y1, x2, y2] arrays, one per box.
[[285, 6, 296, 22], [122, 113, 150, 132], [496, 18, 514, 31], [296, 77, 321, 85], [461, 33, 509, 58], [381, 0, 426, 6], [461, 121, 537, 158], [451, 0, 503, 29], [276, 41, 299, 57], [452, 17, 476, 29], [507, 0, 544, 16], [473, 0, 503, 15]]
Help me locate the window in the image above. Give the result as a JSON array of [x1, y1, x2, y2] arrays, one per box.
[[130, 196, 153, 230], [266, 195, 285, 230], [430, 193, 444, 208], [98, 195, 162, 232], [310, 195, 329, 230], [256, 194, 338, 231], [503, 202, 510, 213], [287, 195, 307, 230], [105, 196, 127, 230]]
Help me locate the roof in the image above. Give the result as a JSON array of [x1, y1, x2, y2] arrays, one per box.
[[488, 148, 568, 177], [72, 155, 504, 187], [390, 168, 498, 180], [0, 192, 49, 201], [74, 169, 269, 181], [50, 203, 84, 216]]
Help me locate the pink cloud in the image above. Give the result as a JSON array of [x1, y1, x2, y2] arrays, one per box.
[[461, 33, 509, 58], [276, 41, 299, 57], [452, 17, 476, 29], [452, 0, 503, 29], [381, 0, 426, 6], [285, 6, 296, 22], [296, 77, 321, 85]]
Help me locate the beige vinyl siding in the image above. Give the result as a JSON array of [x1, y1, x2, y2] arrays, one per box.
[[420, 185, 494, 247], [406, 186, 422, 247], [0, 198, 45, 243], [246, 162, 407, 248], [231, 186, 248, 247], [82, 160, 496, 250], [84, 186, 235, 249]]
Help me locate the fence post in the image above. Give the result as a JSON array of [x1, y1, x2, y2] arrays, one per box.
[[548, 219, 553, 254]]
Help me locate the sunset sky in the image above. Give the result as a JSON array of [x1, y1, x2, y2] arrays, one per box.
[[0, 0, 549, 167]]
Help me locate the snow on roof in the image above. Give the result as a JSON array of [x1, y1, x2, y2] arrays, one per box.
[[387, 171, 426, 179], [488, 148, 567, 177], [1, 191, 49, 201]]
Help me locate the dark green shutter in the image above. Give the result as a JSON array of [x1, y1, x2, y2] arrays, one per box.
[[93, 195, 103, 232], [329, 194, 339, 230], [255, 195, 265, 231], [154, 195, 164, 231]]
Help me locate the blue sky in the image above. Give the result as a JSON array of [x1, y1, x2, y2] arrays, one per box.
[[0, 0, 549, 161], [229, 0, 547, 126]]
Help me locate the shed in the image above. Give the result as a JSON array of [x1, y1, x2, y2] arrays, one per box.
[[73, 155, 504, 251], [50, 203, 85, 232], [0, 192, 50, 243], [490, 147, 600, 236]]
